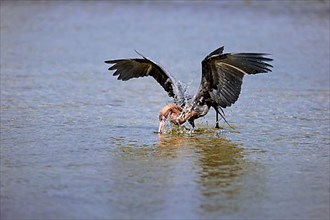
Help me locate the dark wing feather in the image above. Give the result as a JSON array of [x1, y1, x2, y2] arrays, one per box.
[[194, 46, 273, 109], [105, 57, 177, 98]]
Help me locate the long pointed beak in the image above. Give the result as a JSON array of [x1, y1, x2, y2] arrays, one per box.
[[158, 120, 166, 134]]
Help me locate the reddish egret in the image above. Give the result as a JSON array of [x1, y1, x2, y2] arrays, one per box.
[[105, 46, 273, 133]]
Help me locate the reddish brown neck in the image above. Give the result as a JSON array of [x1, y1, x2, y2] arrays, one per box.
[[159, 104, 183, 125]]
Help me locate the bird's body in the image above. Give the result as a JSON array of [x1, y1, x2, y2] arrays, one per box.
[[105, 46, 273, 133]]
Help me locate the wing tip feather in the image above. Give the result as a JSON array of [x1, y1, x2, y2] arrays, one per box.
[[105, 60, 116, 64]]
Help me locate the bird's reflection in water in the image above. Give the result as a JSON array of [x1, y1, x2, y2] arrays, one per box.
[[113, 129, 263, 217], [194, 136, 245, 215], [157, 131, 256, 216]]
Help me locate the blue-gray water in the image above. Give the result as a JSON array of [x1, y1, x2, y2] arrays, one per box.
[[1, 1, 329, 219]]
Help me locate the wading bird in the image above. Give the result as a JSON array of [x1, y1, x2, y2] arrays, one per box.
[[105, 46, 273, 133]]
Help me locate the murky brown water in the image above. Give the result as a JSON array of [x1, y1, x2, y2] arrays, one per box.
[[1, 1, 329, 219]]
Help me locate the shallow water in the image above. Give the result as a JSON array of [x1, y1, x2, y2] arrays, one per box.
[[1, 1, 329, 219]]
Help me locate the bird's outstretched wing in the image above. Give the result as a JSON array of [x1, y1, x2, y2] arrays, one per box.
[[105, 53, 185, 103], [194, 46, 273, 110]]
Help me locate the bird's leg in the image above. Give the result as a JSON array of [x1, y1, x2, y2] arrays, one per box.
[[188, 119, 195, 134], [215, 112, 219, 129]]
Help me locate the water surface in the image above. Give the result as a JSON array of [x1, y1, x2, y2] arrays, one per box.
[[1, 1, 329, 219]]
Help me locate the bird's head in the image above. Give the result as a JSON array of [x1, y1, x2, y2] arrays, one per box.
[[158, 104, 182, 134]]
